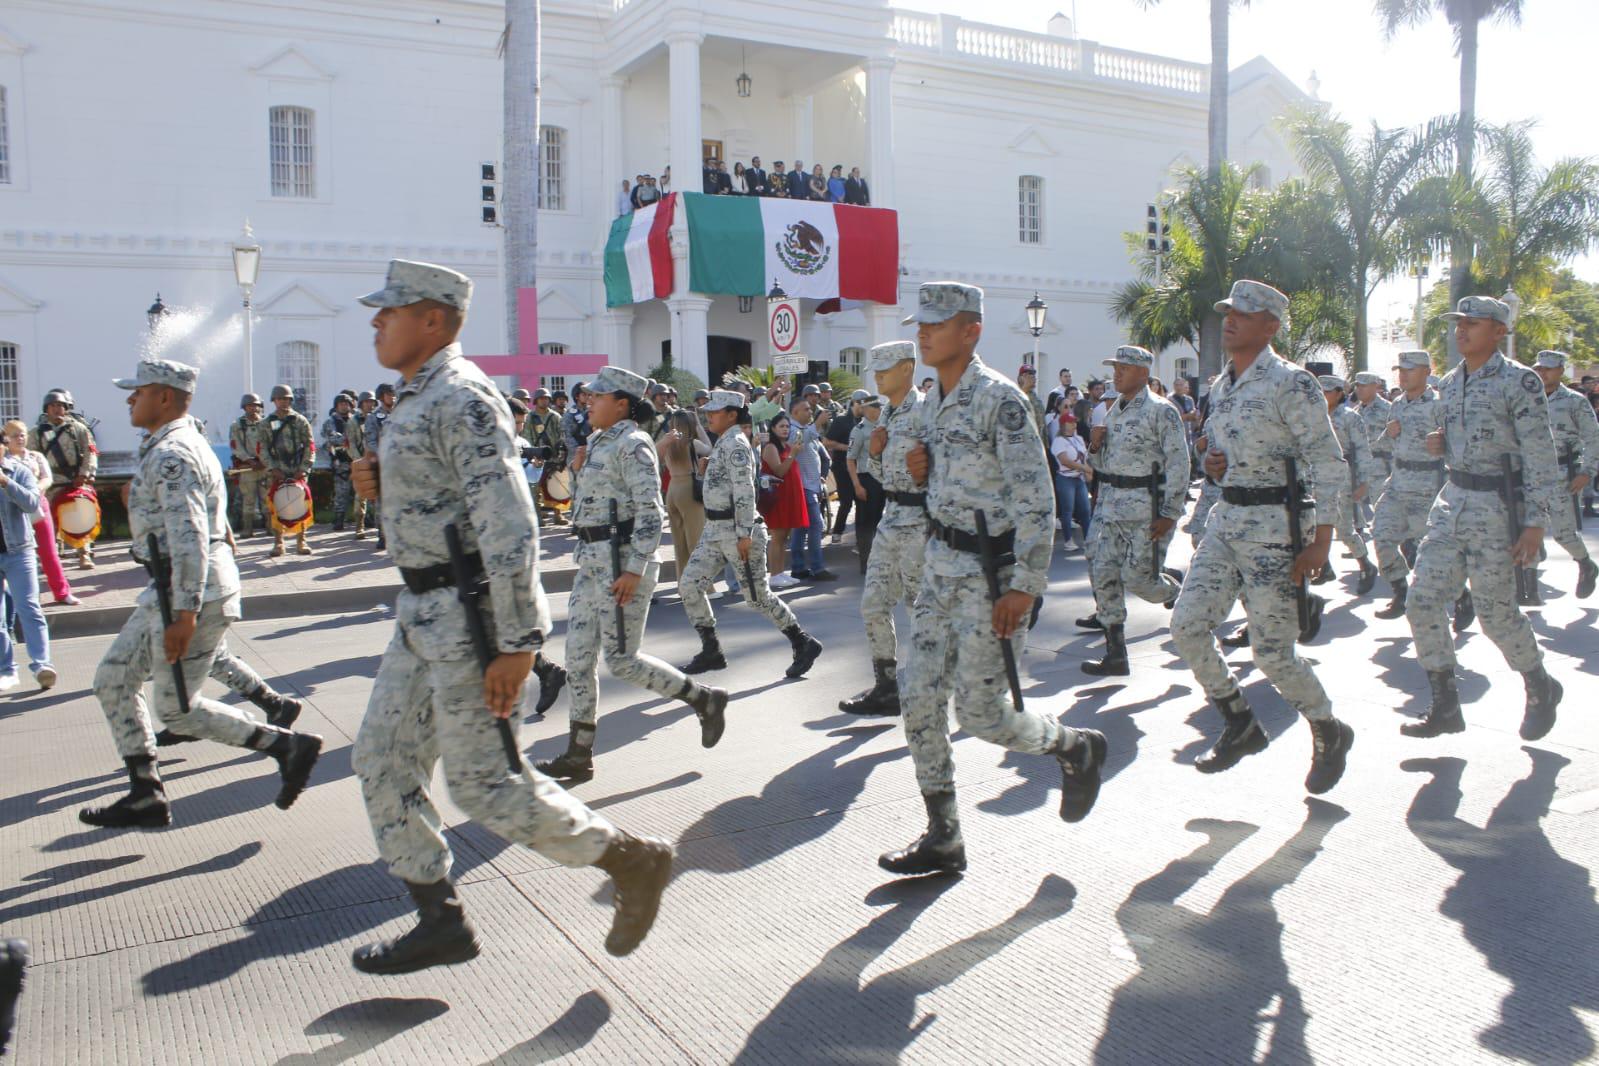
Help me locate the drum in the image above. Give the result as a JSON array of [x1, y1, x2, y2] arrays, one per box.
[[271, 480, 310, 522], [541, 466, 573, 509], [53, 486, 101, 548]]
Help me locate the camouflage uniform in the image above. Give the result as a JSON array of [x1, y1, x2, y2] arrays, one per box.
[[320, 409, 356, 530], [261, 401, 315, 553], [1321, 380, 1374, 566], [1086, 359, 1189, 626], [861, 381, 926, 664], [1372, 374, 1443, 588], [229, 412, 267, 536], [1537, 356, 1599, 567], [1354, 373, 1393, 520]]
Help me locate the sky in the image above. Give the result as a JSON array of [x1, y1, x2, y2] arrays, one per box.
[[935, 0, 1597, 333]]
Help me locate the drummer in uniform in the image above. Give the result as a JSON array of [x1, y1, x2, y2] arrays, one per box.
[[349, 391, 379, 538], [29, 389, 100, 569], [261, 384, 316, 556], [229, 393, 268, 537]]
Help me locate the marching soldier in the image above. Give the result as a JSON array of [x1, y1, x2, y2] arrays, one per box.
[[1313, 376, 1378, 595], [321, 393, 358, 533], [1532, 350, 1599, 598], [882, 282, 1107, 877], [534, 367, 728, 783], [348, 259, 672, 974], [1352, 371, 1393, 530], [349, 390, 379, 537], [1170, 281, 1355, 794], [29, 389, 99, 569], [840, 341, 925, 716], [229, 393, 268, 537], [678, 391, 825, 679], [1402, 297, 1565, 741], [1372, 352, 1444, 619], [1079, 345, 1189, 676], [845, 390, 885, 569], [154, 647, 305, 747], [261, 384, 315, 557], [79, 359, 323, 829], [368, 382, 396, 549]]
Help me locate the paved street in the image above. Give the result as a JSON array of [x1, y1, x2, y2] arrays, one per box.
[[2, 526, 1596, 1065]]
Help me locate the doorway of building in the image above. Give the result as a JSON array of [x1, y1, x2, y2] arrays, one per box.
[[657, 337, 751, 388], [702, 140, 723, 166]]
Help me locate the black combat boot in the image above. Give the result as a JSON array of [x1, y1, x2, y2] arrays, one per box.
[[1520, 667, 1563, 742], [682, 626, 727, 675], [1219, 625, 1251, 649], [1401, 670, 1465, 737], [878, 791, 967, 875], [1299, 595, 1326, 644], [0, 938, 27, 1058], [352, 880, 481, 975], [1452, 589, 1475, 632], [1162, 567, 1185, 609], [783, 626, 823, 678], [1304, 716, 1355, 794], [1374, 576, 1408, 619], [1074, 614, 1104, 631], [254, 728, 323, 810], [532, 653, 568, 715], [535, 724, 596, 782], [1577, 558, 1597, 600], [1057, 729, 1108, 822], [154, 729, 199, 747], [244, 684, 304, 730], [79, 755, 171, 828], [1311, 558, 1335, 585], [1400, 538, 1418, 567], [1081, 623, 1130, 676], [1196, 689, 1269, 773], [682, 682, 728, 748], [593, 833, 675, 956], [1355, 557, 1378, 596], [839, 659, 901, 716]]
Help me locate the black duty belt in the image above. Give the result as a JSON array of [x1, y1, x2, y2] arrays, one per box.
[[928, 516, 1014, 563], [1448, 468, 1519, 493], [575, 517, 634, 544], [1395, 458, 1444, 473], [400, 551, 483, 594], [1097, 470, 1157, 490], [1221, 485, 1294, 506], [1558, 448, 1577, 466], [705, 507, 734, 521], [886, 490, 926, 509]]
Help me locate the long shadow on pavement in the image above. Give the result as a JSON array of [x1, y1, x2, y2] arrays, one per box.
[[1092, 797, 1348, 1064], [0, 842, 261, 925], [274, 996, 450, 1066], [733, 874, 1074, 1064], [1402, 749, 1598, 1064], [0, 854, 146, 907], [479, 990, 612, 1065], [1531, 607, 1599, 676]]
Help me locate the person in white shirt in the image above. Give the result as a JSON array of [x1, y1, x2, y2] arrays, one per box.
[[1050, 411, 1093, 552], [615, 179, 633, 217]]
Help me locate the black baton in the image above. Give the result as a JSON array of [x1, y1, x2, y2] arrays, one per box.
[[1566, 453, 1584, 531], [607, 499, 628, 656], [1149, 460, 1164, 582], [444, 523, 523, 776], [146, 533, 192, 717], [1284, 459, 1313, 638], [974, 510, 1026, 714], [1501, 455, 1533, 602]]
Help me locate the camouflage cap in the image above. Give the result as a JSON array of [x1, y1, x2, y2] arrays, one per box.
[[589, 366, 650, 399], [1441, 295, 1510, 324], [1352, 371, 1385, 387], [113, 358, 197, 394], [1533, 349, 1569, 369], [701, 389, 747, 412], [901, 281, 983, 325], [1103, 345, 1155, 368], [357, 258, 473, 312], [1214, 279, 1289, 320], [1318, 374, 1348, 392], [867, 340, 917, 372], [1393, 350, 1431, 371]]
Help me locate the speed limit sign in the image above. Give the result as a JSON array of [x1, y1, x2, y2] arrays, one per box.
[[768, 298, 801, 355]]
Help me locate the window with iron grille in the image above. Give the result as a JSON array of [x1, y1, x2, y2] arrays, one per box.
[[538, 342, 568, 355], [538, 126, 565, 211], [839, 347, 865, 377], [0, 87, 10, 184], [270, 106, 316, 198], [0, 342, 19, 421], [276, 340, 319, 418], [1018, 176, 1043, 244], [543, 375, 567, 395]]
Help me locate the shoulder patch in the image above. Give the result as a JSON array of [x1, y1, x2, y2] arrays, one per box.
[[998, 400, 1027, 431], [1521, 371, 1541, 394], [634, 443, 655, 468], [465, 398, 497, 436], [158, 456, 184, 482]]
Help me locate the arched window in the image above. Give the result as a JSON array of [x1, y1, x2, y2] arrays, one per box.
[[538, 126, 566, 211], [1018, 175, 1044, 244], [0, 87, 11, 184], [275, 340, 320, 417], [269, 106, 316, 198], [838, 347, 865, 377], [0, 341, 19, 421]]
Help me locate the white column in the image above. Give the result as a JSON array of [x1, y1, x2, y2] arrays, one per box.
[[793, 95, 814, 163], [865, 58, 896, 209], [669, 295, 713, 383], [602, 309, 634, 366], [600, 75, 626, 203], [867, 304, 901, 348], [666, 31, 704, 183]]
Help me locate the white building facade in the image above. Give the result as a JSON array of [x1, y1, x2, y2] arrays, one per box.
[[0, 0, 1310, 454]]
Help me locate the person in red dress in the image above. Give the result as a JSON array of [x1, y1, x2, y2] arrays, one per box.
[[760, 412, 808, 589]]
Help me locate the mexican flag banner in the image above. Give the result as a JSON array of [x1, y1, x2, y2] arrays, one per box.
[[603, 193, 676, 307], [684, 193, 898, 304]]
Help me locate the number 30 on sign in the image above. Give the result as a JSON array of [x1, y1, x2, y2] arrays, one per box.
[[769, 299, 801, 355]]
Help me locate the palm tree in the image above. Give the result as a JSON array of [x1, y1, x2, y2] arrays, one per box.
[[502, 0, 540, 355], [1375, 0, 1526, 361], [1467, 122, 1599, 297], [1283, 109, 1457, 371]]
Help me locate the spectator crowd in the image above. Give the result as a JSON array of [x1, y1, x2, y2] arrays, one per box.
[[618, 157, 872, 215]]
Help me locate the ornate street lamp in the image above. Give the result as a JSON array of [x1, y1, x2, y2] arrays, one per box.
[[146, 293, 170, 332], [736, 47, 752, 98], [232, 221, 262, 391], [1025, 292, 1047, 367]]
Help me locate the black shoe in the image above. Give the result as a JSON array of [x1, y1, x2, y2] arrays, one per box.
[[1057, 729, 1107, 823], [1355, 558, 1378, 596], [352, 881, 481, 975], [1452, 590, 1475, 633], [1374, 578, 1408, 619], [0, 938, 28, 1058], [533, 657, 568, 715], [1305, 718, 1354, 794], [1298, 595, 1325, 644], [275, 733, 323, 810], [1219, 626, 1251, 649], [1517, 570, 1544, 608], [80, 756, 171, 828], [840, 660, 901, 717], [686, 685, 728, 749], [154, 729, 199, 747], [1311, 559, 1335, 586], [1081, 622, 1129, 676], [1577, 558, 1597, 600], [785, 633, 823, 678], [246, 686, 304, 731], [1196, 690, 1269, 773], [1074, 615, 1104, 632], [1520, 669, 1562, 741], [683, 626, 728, 675], [535, 725, 596, 782], [1401, 670, 1465, 737], [594, 834, 674, 957], [791, 570, 813, 581], [1162, 568, 1185, 609], [878, 791, 966, 875], [810, 570, 838, 582]]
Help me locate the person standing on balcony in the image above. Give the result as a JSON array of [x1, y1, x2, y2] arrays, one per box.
[[788, 160, 809, 200], [747, 157, 767, 196], [731, 162, 750, 196], [615, 179, 633, 217], [769, 161, 788, 198], [827, 165, 847, 203], [845, 167, 870, 206]]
